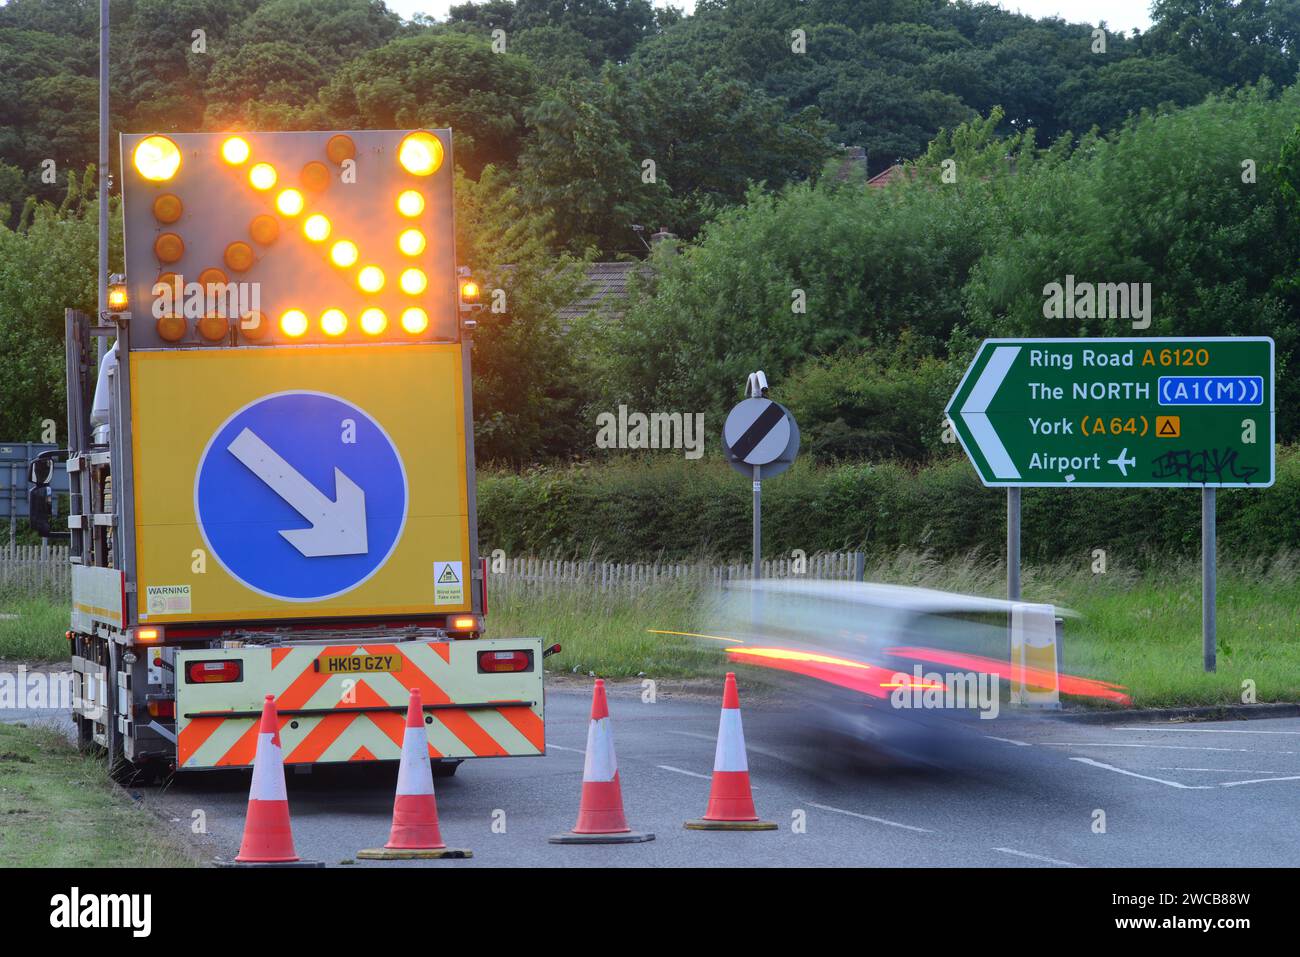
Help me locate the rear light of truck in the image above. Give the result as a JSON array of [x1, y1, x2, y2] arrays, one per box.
[[185, 660, 243, 684], [134, 626, 163, 643], [477, 650, 533, 673], [452, 615, 479, 632], [147, 699, 175, 718]]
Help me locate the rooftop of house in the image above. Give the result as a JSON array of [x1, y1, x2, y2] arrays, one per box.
[[557, 261, 655, 325], [867, 164, 912, 188]]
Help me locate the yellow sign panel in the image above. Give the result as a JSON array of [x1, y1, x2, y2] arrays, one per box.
[[1156, 415, 1181, 438], [130, 344, 472, 623]]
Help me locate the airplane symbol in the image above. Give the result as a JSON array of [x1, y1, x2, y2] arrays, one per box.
[[1107, 448, 1136, 477]]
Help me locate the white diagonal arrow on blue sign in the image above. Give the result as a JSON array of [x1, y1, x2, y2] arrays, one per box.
[[227, 427, 368, 558]]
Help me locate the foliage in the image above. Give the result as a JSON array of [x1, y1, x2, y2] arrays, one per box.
[[455, 167, 593, 464], [477, 447, 1300, 564], [781, 340, 963, 463], [0, 170, 115, 441], [3, 0, 1300, 468], [588, 84, 1300, 448]]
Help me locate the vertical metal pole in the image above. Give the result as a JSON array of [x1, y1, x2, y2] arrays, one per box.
[[97, 0, 110, 358], [1203, 487, 1216, 672], [752, 464, 761, 580], [1007, 486, 1021, 667], [1007, 487, 1021, 601]]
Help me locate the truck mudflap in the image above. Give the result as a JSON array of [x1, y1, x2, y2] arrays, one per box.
[[175, 637, 544, 769]]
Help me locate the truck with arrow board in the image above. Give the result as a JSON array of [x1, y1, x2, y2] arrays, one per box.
[[25, 129, 549, 780]]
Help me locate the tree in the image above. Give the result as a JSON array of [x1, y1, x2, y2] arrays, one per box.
[[0, 168, 117, 441], [512, 25, 599, 78], [612, 63, 836, 232], [318, 32, 537, 175], [113, 0, 259, 133], [229, 0, 400, 69], [455, 167, 592, 465], [203, 42, 327, 125], [1146, 0, 1300, 90], [518, 76, 660, 254], [510, 0, 659, 63], [1057, 55, 1212, 132]]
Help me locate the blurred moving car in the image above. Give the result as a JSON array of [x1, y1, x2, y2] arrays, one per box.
[[706, 581, 1124, 767]]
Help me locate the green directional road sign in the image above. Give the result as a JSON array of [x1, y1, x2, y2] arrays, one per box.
[[946, 338, 1274, 488]]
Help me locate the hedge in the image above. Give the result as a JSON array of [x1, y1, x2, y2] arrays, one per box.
[[478, 446, 1300, 563]]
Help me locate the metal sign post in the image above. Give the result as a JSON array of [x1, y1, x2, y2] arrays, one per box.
[[723, 372, 800, 582], [1203, 488, 1216, 672], [1006, 486, 1021, 663], [1007, 487, 1021, 602], [97, 0, 109, 362]]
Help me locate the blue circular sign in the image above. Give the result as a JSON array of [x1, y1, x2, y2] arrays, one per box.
[[195, 391, 407, 602]]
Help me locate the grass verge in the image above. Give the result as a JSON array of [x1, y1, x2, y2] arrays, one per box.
[[0, 722, 195, 867], [489, 577, 727, 680], [0, 593, 68, 661], [5, 551, 1295, 707], [495, 550, 1300, 708]]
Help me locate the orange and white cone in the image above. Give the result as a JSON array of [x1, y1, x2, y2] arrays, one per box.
[[685, 673, 776, 830], [550, 678, 654, 844], [358, 689, 471, 859], [222, 695, 321, 867]]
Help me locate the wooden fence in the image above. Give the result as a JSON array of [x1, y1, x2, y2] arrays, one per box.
[[0, 544, 71, 600], [485, 551, 865, 593], [0, 548, 866, 603]]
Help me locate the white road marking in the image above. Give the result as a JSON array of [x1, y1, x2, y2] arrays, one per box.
[[547, 744, 585, 754], [993, 847, 1080, 867], [666, 729, 787, 763], [1219, 774, 1300, 788], [1070, 757, 1213, 789], [656, 764, 712, 781], [984, 735, 1031, 746], [1042, 741, 1294, 754], [1115, 727, 1300, 735], [802, 800, 934, 833], [1159, 764, 1289, 774]]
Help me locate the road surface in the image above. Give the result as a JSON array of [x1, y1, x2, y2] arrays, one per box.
[[9, 680, 1300, 866]]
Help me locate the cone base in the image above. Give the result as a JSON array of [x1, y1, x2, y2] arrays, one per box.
[[549, 830, 655, 844], [684, 819, 778, 831], [357, 847, 473, 860], [215, 858, 325, 868]]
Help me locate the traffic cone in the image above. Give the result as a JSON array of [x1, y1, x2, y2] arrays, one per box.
[[219, 695, 322, 867], [358, 688, 471, 859], [550, 679, 654, 844], [685, 673, 776, 830]]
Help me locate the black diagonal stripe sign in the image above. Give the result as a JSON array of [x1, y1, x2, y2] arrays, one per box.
[[730, 402, 786, 460], [724, 398, 793, 466]]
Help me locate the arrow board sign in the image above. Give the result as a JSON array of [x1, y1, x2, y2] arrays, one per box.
[[945, 337, 1274, 488], [723, 398, 799, 477], [195, 391, 408, 601]]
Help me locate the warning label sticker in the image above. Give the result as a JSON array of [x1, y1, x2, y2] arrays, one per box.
[[145, 584, 191, 616], [433, 562, 464, 605]]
